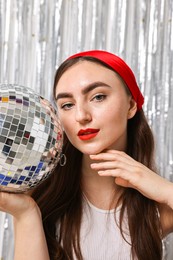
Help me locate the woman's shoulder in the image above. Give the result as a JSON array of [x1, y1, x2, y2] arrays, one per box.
[[158, 203, 173, 237]]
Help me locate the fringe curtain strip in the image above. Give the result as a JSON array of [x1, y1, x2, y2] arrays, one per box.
[[0, 0, 173, 259]]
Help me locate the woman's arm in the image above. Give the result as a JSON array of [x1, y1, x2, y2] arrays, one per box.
[[90, 150, 173, 235], [0, 192, 50, 260]]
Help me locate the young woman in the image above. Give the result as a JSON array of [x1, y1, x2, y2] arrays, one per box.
[[1, 50, 173, 260]]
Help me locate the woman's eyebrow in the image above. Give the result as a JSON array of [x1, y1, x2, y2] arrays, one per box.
[[56, 92, 73, 101], [82, 81, 111, 94], [55, 81, 110, 100]]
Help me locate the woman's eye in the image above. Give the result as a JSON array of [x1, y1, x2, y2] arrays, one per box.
[[61, 103, 73, 110], [92, 94, 107, 102]]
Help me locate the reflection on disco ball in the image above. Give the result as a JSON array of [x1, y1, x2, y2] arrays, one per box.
[[0, 84, 63, 193]]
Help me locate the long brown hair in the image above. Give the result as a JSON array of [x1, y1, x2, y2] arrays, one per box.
[[32, 57, 162, 260]]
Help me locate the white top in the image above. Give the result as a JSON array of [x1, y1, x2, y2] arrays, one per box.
[[77, 197, 133, 260], [56, 197, 134, 259]]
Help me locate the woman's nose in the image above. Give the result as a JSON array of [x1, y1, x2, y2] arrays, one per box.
[[75, 105, 92, 124]]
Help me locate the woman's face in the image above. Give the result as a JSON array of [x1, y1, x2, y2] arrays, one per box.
[[55, 61, 137, 155]]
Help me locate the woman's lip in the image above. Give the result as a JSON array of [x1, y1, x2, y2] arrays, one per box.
[[77, 128, 100, 136], [77, 129, 100, 141]]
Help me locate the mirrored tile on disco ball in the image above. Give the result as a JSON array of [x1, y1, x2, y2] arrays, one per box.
[[0, 84, 63, 193]]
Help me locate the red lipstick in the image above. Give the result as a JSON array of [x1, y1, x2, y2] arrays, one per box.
[[77, 128, 100, 140]]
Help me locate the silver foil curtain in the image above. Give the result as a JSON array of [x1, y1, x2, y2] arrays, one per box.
[[0, 0, 173, 259]]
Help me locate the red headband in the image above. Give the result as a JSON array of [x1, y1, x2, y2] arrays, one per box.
[[67, 50, 144, 110]]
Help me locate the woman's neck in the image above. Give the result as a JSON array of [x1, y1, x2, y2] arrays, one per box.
[[81, 155, 123, 210]]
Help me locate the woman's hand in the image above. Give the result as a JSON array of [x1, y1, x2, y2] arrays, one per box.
[[90, 150, 173, 209], [0, 191, 39, 220], [0, 191, 50, 260]]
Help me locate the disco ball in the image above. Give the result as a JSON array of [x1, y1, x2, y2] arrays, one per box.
[[0, 84, 63, 193]]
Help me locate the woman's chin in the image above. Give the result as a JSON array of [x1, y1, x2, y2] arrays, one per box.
[[80, 147, 106, 155], [73, 141, 116, 155]]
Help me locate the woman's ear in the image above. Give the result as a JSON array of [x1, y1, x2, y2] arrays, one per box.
[[127, 97, 137, 119]]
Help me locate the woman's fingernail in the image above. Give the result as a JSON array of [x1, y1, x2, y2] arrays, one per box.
[[90, 163, 96, 168]]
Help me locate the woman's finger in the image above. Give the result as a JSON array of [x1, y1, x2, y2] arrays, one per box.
[[90, 150, 136, 165]]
